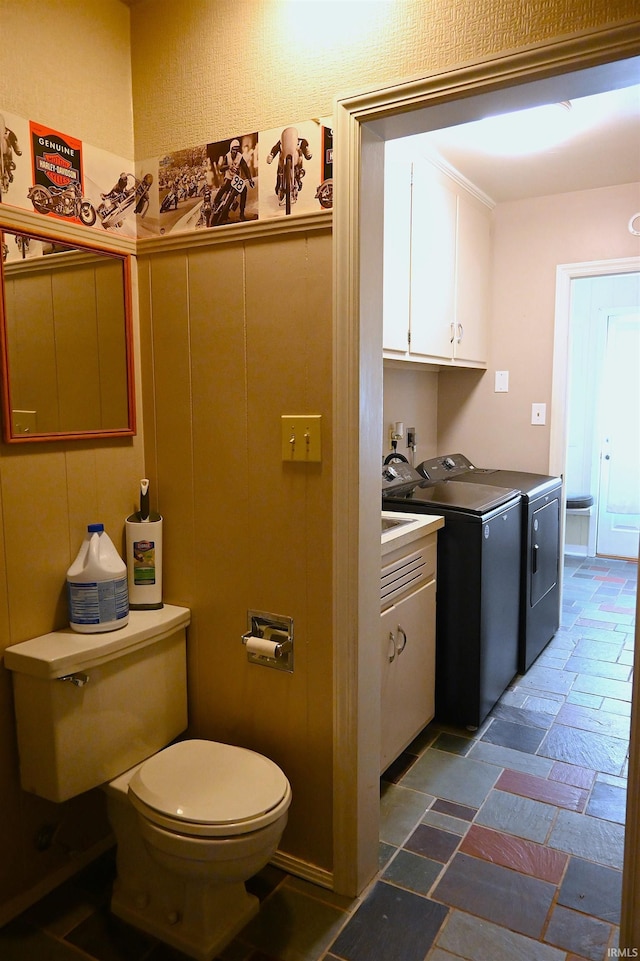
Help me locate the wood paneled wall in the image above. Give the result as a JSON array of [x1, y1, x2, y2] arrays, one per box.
[[138, 228, 335, 872]]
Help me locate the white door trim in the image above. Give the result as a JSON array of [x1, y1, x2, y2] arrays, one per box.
[[550, 257, 640, 482], [332, 25, 640, 946]]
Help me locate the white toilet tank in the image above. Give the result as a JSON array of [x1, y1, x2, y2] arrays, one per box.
[[4, 605, 190, 803]]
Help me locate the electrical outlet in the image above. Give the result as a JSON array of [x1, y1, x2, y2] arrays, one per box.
[[406, 427, 416, 449], [531, 403, 546, 425]]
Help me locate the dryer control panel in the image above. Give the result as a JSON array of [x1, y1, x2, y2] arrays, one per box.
[[416, 453, 475, 482]]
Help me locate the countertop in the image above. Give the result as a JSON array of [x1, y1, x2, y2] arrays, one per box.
[[381, 510, 444, 557]]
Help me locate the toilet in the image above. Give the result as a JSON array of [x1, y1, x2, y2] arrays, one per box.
[[4, 605, 292, 961]]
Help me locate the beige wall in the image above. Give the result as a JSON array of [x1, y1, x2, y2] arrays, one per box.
[[0, 0, 638, 920], [438, 181, 640, 470], [383, 366, 439, 465], [0, 0, 133, 158], [129, 0, 640, 158]]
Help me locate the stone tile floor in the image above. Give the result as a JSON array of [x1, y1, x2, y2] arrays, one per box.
[[1, 555, 636, 961]]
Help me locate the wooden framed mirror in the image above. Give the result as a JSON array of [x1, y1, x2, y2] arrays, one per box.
[[0, 225, 135, 442]]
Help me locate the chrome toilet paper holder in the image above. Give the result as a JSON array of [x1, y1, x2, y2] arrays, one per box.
[[242, 610, 294, 672]]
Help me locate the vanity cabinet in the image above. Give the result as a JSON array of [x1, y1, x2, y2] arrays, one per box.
[[380, 527, 438, 773], [383, 147, 492, 367]]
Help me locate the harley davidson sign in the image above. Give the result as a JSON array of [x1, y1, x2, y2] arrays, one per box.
[[30, 121, 83, 190]]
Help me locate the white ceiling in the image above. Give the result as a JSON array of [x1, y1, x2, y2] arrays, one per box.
[[409, 83, 640, 204]]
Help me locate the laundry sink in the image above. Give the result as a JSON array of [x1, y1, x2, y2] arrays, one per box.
[[381, 510, 444, 554], [381, 516, 413, 532]]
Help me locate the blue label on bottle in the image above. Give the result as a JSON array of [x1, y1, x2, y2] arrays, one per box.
[[68, 575, 129, 624]]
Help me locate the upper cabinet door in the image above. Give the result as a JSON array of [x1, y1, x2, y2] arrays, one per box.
[[382, 144, 412, 354], [409, 159, 457, 361], [454, 189, 491, 366]]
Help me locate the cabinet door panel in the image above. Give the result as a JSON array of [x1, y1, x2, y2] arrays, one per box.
[[383, 147, 412, 353], [410, 160, 456, 360], [380, 579, 436, 772], [455, 191, 491, 365]]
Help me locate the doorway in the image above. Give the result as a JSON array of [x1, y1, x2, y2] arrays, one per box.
[[332, 22, 640, 944], [554, 263, 640, 561]]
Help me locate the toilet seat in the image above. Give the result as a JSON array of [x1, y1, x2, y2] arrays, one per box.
[[128, 739, 291, 838]]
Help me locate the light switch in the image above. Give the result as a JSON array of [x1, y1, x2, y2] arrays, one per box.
[[531, 403, 546, 425], [281, 414, 322, 462]]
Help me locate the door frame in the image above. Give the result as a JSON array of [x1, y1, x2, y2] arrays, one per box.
[[331, 18, 640, 946], [550, 258, 640, 562], [550, 257, 640, 482]]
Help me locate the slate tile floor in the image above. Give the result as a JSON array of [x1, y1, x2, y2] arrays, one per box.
[[2, 555, 636, 961]]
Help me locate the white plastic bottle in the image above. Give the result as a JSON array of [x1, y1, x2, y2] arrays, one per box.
[[124, 479, 163, 610], [125, 513, 163, 609], [67, 524, 129, 633]]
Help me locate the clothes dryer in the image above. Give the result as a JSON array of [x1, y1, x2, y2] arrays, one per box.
[[420, 454, 563, 672]]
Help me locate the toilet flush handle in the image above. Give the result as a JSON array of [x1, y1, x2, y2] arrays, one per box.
[[58, 672, 90, 687]]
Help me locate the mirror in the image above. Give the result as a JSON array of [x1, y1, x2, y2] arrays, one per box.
[[0, 226, 135, 442]]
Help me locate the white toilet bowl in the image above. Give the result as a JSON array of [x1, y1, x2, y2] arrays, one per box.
[[104, 739, 291, 961]]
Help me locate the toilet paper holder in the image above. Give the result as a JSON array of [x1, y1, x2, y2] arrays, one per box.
[[242, 610, 294, 672]]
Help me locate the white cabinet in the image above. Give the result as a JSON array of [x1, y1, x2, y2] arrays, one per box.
[[383, 149, 492, 368], [454, 187, 492, 365], [409, 161, 458, 361], [382, 150, 413, 353], [380, 529, 438, 773]]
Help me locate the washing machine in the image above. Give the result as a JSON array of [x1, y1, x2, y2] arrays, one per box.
[[382, 460, 522, 729], [418, 454, 563, 672]]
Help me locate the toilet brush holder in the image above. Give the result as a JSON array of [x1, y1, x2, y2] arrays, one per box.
[[125, 513, 163, 609]]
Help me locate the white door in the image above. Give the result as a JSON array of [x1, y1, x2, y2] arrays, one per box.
[[596, 310, 640, 559]]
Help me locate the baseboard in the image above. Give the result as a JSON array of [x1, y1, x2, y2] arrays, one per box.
[[0, 834, 115, 928], [565, 545, 589, 557], [271, 849, 334, 891]]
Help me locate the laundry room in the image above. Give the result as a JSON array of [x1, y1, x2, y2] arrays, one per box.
[[381, 82, 640, 528]]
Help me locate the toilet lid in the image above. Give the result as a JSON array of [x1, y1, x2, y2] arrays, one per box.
[[128, 740, 290, 833]]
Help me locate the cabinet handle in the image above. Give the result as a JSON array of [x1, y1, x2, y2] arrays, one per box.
[[450, 322, 455, 344], [457, 323, 464, 343], [388, 631, 396, 662], [396, 626, 407, 655]]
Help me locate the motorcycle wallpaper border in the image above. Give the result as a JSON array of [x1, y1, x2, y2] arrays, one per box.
[[2, 106, 333, 243]]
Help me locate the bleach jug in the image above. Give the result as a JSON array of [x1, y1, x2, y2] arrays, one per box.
[[67, 524, 129, 633]]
